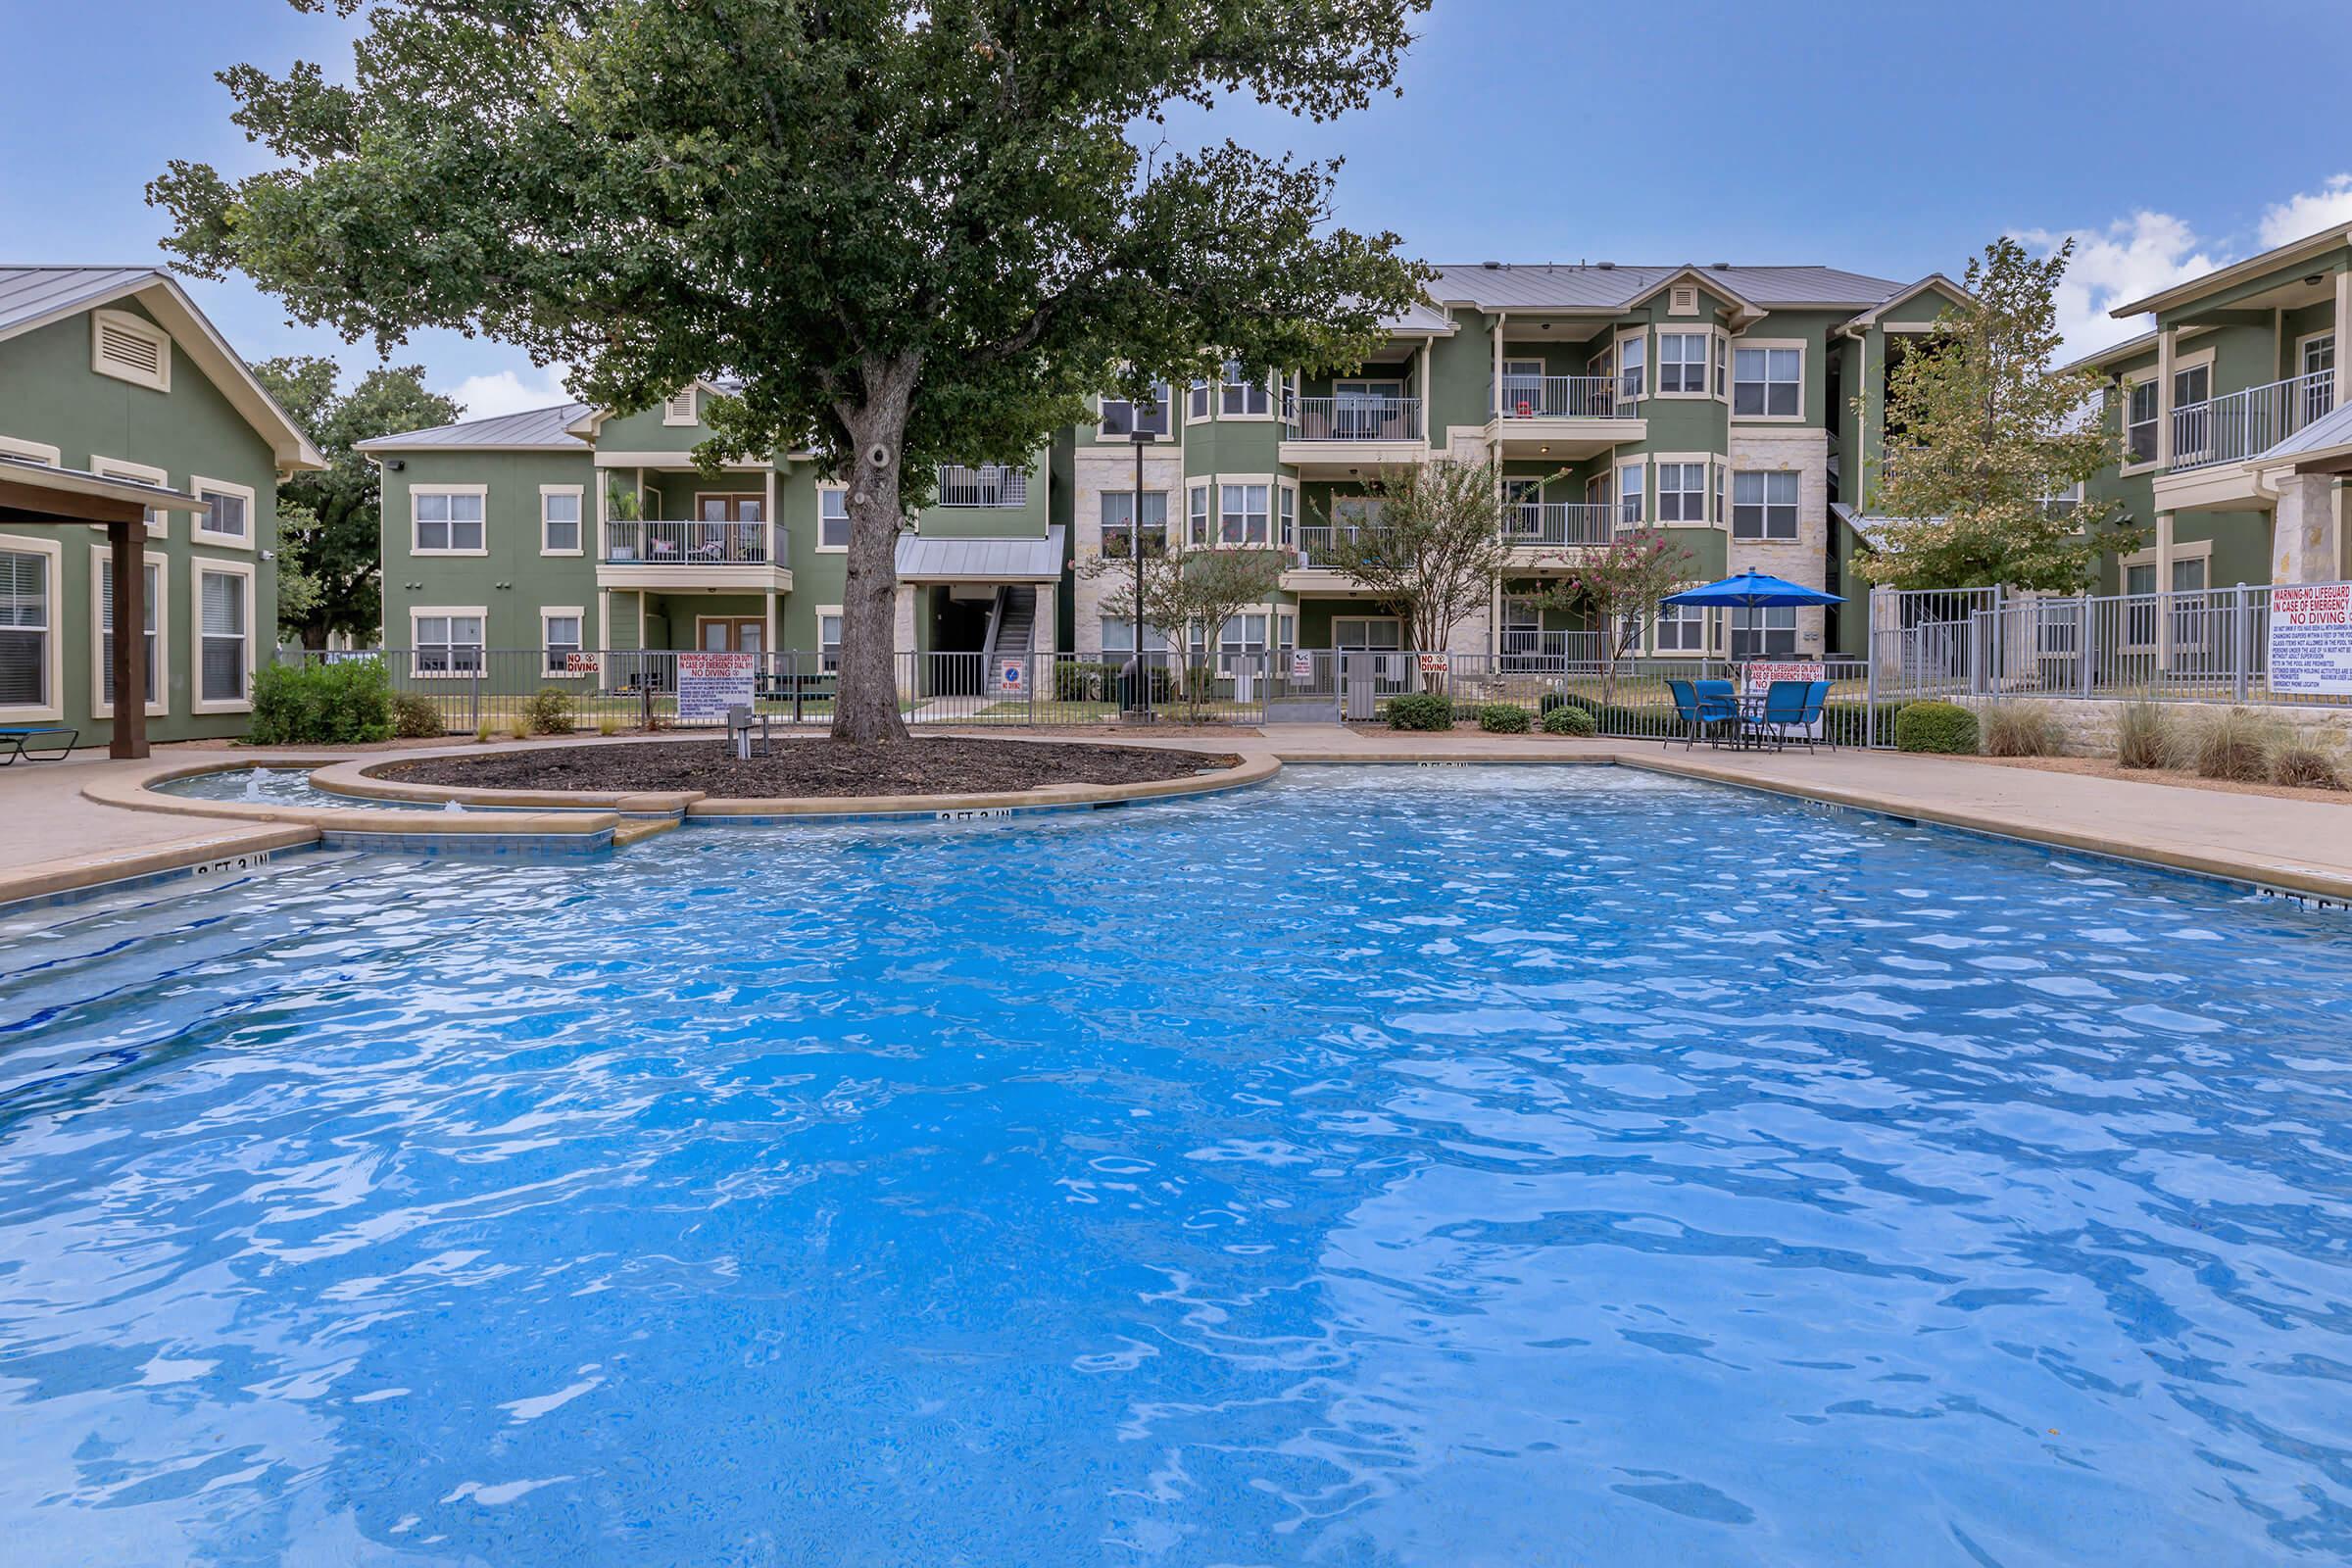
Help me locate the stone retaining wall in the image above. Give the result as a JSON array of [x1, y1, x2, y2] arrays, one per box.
[[1950, 695, 2352, 760]]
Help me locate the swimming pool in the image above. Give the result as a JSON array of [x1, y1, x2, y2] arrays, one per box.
[[4, 766, 2348, 1564], [156, 765, 532, 810]]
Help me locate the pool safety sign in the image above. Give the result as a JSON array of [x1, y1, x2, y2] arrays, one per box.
[[1001, 661, 1025, 692], [2268, 584, 2352, 696], [1417, 653, 1449, 675], [564, 652, 603, 677], [1743, 660, 1825, 697], [676, 652, 758, 722]]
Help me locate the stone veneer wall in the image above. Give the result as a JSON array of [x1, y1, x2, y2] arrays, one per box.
[[1951, 695, 2352, 760]]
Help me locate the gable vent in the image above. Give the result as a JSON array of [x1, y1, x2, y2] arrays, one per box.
[[91, 310, 171, 392], [662, 388, 699, 424]]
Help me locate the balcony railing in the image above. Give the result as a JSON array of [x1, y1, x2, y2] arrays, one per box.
[[2171, 370, 2334, 470], [604, 518, 785, 565], [1498, 628, 1603, 666], [1295, 524, 1370, 568], [936, 464, 1029, 508], [1494, 375, 1633, 420], [1502, 502, 1614, 547], [1284, 395, 1422, 442]]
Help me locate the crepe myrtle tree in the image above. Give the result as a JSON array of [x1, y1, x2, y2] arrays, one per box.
[[1530, 528, 1696, 705], [1311, 458, 1515, 683], [1088, 547, 1287, 717], [152, 0, 1432, 743]]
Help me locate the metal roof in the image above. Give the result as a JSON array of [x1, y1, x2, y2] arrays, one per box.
[[0, 453, 209, 516], [0, 266, 162, 336], [895, 525, 1065, 581], [2259, 398, 2352, 463], [1425, 263, 1907, 312], [357, 402, 595, 452]]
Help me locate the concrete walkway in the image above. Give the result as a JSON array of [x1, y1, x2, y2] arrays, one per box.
[[5, 729, 2349, 910]]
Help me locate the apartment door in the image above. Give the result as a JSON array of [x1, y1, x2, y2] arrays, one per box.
[[696, 493, 765, 561], [697, 616, 764, 654]]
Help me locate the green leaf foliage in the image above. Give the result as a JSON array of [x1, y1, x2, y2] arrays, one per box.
[[1893, 700, 1979, 755], [248, 657, 394, 745]]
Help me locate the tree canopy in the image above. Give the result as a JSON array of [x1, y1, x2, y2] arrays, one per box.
[[154, 0, 1433, 738], [1311, 459, 1512, 655], [1857, 237, 2136, 592], [257, 356, 461, 648]]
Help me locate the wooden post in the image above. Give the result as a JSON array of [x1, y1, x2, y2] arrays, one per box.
[[108, 517, 147, 760]]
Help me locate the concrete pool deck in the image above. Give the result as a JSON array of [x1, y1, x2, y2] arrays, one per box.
[[3, 728, 2348, 910]]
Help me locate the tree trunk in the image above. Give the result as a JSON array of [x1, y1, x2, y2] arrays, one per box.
[[832, 357, 921, 744]]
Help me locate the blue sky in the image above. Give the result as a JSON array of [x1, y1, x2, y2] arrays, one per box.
[[5, 0, 2346, 418]]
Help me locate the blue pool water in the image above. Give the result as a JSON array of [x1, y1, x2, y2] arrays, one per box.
[[4, 766, 2351, 1565], [156, 766, 529, 810]]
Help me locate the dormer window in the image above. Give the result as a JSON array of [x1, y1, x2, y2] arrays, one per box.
[[91, 310, 172, 392]]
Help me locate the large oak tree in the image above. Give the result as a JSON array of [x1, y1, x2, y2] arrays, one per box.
[[154, 0, 1431, 740]]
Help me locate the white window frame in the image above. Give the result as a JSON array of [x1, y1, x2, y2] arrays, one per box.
[[662, 388, 699, 425], [192, 559, 257, 714], [0, 435, 63, 466], [540, 606, 585, 676], [1217, 478, 1272, 546], [1654, 599, 1706, 656], [1731, 338, 1804, 421], [0, 531, 64, 721], [1187, 483, 1210, 547], [190, 474, 259, 552], [815, 486, 850, 553], [1656, 331, 1711, 397], [90, 455, 172, 538], [411, 483, 488, 557], [90, 308, 172, 393], [1218, 361, 1273, 419], [1278, 479, 1298, 548], [1732, 468, 1801, 541], [89, 545, 168, 718], [1099, 488, 1170, 559], [1331, 614, 1402, 651], [2120, 372, 2161, 474], [1186, 378, 1212, 424], [1654, 459, 1707, 523], [1097, 383, 1173, 441], [814, 604, 845, 672], [1614, 330, 1647, 403], [539, 484, 584, 557], [1499, 357, 1547, 417], [1731, 605, 1798, 658], [409, 605, 489, 680], [1617, 461, 1645, 528], [2299, 330, 2336, 379]]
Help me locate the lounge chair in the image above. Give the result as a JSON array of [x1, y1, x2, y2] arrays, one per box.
[[1742, 680, 1831, 753], [0, 725, 76, 764], [1664, 679, 1738, 750]]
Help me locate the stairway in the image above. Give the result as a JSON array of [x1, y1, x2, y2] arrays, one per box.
[[984, 586, 1037, 691]]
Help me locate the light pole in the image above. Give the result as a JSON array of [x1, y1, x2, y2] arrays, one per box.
[[1128, 405, 1155, 721]]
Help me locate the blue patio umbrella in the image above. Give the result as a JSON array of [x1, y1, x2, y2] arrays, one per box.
[[1661, 568, 1844, 610]]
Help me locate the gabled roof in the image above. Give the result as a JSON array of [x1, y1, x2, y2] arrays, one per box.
[[356, 401, 592, 453], [1841, 272, 1975, 330], [2060, 329, 2159, 374], [565, 377, 742, 440], [2109, 221, 2352, 318], [1425, 263, 1908, 314], [1381, 296, 1455, 334], [0, 266, 324, 469]]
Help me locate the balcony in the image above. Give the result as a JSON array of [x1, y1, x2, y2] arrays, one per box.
[[936, 464, 1029, 508], [1282, 524, 1387, 595], [1502, 502, 1613, 550], [1498, 627, 1602, 668], [1486, 374, 1644, 459], [1284, 395, 1422, 442], [2172, 371, 2335, 471], [598, 518, 792, 591]]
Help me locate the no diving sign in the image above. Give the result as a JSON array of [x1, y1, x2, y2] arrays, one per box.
[[2269, 584, 2352, 696]]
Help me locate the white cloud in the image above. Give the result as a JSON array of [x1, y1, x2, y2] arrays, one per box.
[[436, 360, 575, 420], [2258, 172, 2352, 249]]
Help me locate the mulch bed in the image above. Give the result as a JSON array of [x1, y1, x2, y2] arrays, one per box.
[[376, 736, 1238, 798]]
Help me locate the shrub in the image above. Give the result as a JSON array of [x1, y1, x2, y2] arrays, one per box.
[[1387, 692, 1454, 731], [2113, 701, 2176, 770], [389, 689, 445, 739], [2192, 708, 2282, 782], [1894, 701, 1978, 755], [1980, 701, 2066, 758], [247, 658, 393, 745], [2271, 744, 2346, 792], [522, 685, 576, 736], [1054, 660, 1173, 703], [1541, 704, 1596, 738], [475, 718, 498, 744], [1476, 702, 1531, 734], [598, 714, 621, 737]]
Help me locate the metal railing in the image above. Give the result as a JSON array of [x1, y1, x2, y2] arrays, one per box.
[[1497, 628, 1604, 667], [1284, 395, 1422, 442], [1293, 525, 1366, 568], [2171, 371, 2334, 470], [1493, 375, 1632, 420], [935, 464, 1029, 508], [604, 519, 785, 565], [1502, 502, 1614, 547], [1869, 581, 2352, 710]]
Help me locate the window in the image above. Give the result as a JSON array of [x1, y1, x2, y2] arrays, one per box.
[[92, 457, 171, 537], [662, 388, 698, 425], [1617, 334, 1645, 402], [90, 309, 171, 392], [1100, 383, 1171, 437], [0, 435, 62, 466], [1732, 345, 1801, 416], [1100, 490, 1168, 558], [2301, 334, 2336, 423], [1731, 606, 1796, 658], [99, 557, 162, 712], [1732, 470, 1800, 540], [193, 477, 256, 547], [816, 489, 850, 550], [2125, 561, 2158, 647], [2125, 378, 2159, 465], [1713, 333, 1728, 398], [1220, 362, 1270, 416], [1279, 484, 1297, 547], [1219, 483, 1268, 545], [1500, 358, 1546, 416], [1188, 379, 1211, 420], [1219, 614, 1269, 656], [1101, 618, 1170, 658], [1332, 616, 1401, 650], [1618, 464, 1644, 527], [1656, 463, 1706, 523], [817, 611, 844, 672], [1188, 484, 1210, 546], [1658, 333, 1709, 394], [414, 489, 485, 553], [198, 566, 250, 707], [1502, 477, 1543, 536], [0, 547, 51, 710], [414, 611, 486, 676], [541, 488, 582, 555], [542, 611, 583, 675], [2172, 362, 2209, 411], [1655, 601, 1705, 653], [2172, 555, 2210, 649]]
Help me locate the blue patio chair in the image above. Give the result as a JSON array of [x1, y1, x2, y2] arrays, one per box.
[[1664, 679, 1738, 750], [0, 725, 76, 764], [1742, 680, 1830, 753]]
